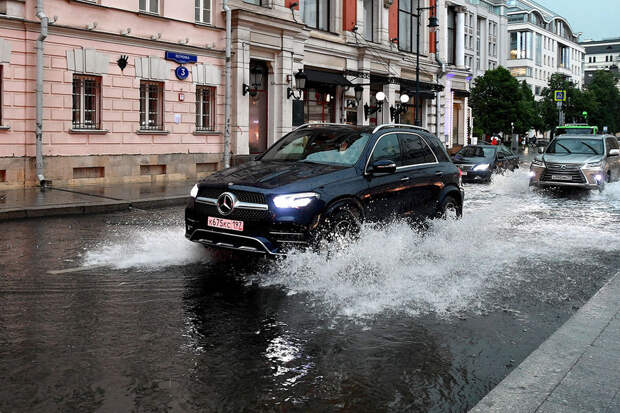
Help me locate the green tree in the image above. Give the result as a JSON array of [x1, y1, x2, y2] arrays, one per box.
[[539, 73, 598, 135], [586, 70, 620, 133], [470, 67, 536, 136]]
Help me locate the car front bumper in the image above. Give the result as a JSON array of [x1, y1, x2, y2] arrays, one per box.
[[461, 169, 492, 182], [529, 165, 604, 189]]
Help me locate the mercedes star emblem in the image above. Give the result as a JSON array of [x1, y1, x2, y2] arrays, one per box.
[[561, 164, 566, 169], [216, 192, 237, 216]]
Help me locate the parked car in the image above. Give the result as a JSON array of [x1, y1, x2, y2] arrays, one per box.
[[529, 134, 620, 191], [451, 144, 519, 183], [185, 124, 465, 255]]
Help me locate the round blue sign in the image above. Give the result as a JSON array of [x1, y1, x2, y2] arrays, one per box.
[[175, 65, 189, 80]]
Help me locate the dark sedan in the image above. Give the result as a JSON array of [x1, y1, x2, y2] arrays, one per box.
[[452, 144, 519, 183], [185, 124, 464, 255]]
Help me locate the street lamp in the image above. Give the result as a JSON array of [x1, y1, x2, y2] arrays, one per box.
[[364, 91, 386, 121], [414, 0, 440, 126], [390, 93, 410, 122], [287, 68, 307, 100]]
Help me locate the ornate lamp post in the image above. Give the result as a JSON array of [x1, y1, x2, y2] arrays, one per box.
[[414, 1, 440, 126]]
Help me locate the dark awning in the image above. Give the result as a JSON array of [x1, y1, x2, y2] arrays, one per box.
[[370, 74, 444, 92], [304, 69, 353, 87], [454, 89, 471, 98], [401, 89, 437, 99]]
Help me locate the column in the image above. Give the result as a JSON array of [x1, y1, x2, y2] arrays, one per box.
[[382, 81, 398, 125], [356, 58, 370, 125], [455, 6, 466, 68], [231, 29, 251, 156]]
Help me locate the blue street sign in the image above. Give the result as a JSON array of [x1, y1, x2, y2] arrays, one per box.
[[175, 65, 189, 80], [165, 51, 198, 64]]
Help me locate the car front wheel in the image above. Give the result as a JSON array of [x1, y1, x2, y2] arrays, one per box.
[[437, 195, 461, 220], [313, 203, 362, 249]]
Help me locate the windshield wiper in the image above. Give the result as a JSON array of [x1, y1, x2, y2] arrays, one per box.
[[556, 143, 572, 154], [581, 142, 599, 155]]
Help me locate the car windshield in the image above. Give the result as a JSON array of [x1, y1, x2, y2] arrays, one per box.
[[557, 128, 596, 135], [457, 146, 496, 158], [260, 128, 371, 166], [546, 138, 603, 155]]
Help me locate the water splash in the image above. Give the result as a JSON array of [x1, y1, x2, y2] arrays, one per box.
[[259, 169, 620, 318], [83, 228, 207, 270]]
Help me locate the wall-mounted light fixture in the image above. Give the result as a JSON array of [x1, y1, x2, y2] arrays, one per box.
[[364, 91, 386, 120], [354, 85, 364, 102], [390, 94, 410, 122], [287, 68, 307, 100], [243, 64, 265, 97]]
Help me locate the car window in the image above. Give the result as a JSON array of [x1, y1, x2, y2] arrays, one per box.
[[606, 138, 619, 152], [399, 134, 437, 166], [371, 134, 401, 165], [425, 135, 450, 162]]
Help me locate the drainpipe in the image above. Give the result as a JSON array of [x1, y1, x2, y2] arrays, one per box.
[[222, 0, 232, 169], [35, 0, 48, 186]]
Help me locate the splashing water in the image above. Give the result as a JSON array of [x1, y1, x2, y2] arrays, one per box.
[[259, 169, 620, 318], [83, 228, 207, 270]]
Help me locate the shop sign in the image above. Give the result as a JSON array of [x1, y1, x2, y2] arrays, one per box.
[[165, 51, 198, 64]]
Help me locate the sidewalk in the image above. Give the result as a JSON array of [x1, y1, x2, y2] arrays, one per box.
[[0, 181, 193, 220], [471, 272, 620, 413]]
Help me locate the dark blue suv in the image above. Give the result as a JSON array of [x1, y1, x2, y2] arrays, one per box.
[[185, 124, 464, 255]]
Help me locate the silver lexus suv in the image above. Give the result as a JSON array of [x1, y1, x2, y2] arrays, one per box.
[[529, 135, 620, 190]]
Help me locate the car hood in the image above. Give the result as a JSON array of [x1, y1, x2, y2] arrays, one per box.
[[542, 153, 602, 165], [200, 160, 353, 191]]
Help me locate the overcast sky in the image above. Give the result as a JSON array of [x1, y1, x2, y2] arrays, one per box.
[[537, 0, 619, 41]]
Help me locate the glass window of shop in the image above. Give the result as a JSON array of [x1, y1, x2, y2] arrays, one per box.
[[303, 88, 336, 124]]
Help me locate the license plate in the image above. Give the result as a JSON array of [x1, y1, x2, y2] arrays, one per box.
[[207, 216, 244, 232], [462, 171, 468, 176], [551, 175, 572, 181]]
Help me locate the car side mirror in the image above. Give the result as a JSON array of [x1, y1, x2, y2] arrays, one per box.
[[609, 149, 620, 156], [369, 159, 397, 175], [537, 147, 545, 154]]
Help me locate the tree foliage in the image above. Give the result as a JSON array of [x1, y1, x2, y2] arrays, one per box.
[[586, 71, 620, 133], [469, 67, 538, 136]]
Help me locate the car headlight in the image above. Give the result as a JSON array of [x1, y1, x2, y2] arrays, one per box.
[[473, 164, 490, 171], [531, 159, 545, 167], [190, 184, 199, 198], [273, 192, 319, 209], [583, 161, 603, 169]]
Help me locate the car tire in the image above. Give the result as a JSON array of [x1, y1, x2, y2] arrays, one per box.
[[437, 195, 461, 220], [314, 203, 362, 247]]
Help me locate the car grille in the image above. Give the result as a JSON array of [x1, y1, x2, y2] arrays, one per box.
[[198, 188, 267, 204], [542, 163, 586, 183], [199, 205, 271, 221]]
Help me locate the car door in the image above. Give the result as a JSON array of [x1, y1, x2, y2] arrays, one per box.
[[360, 133, 410, 222], [397, 133, 442, 219]]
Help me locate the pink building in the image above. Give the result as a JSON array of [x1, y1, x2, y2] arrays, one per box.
[[0, 0, 225, 188]]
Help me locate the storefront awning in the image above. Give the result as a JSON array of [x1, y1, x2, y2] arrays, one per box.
[[453, 89, 471, 98], [401, 89, 437, 99], [370, 74, 444, 92], [305, 69, 353, 87]]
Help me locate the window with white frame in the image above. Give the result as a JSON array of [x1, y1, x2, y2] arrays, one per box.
[[139, 81, 164, 131], [398, 0, 419, 53], [72, 75, 101, 130], [301, 0, 330, 31], [363, 0, 377, 42], [139, 0, 159, 14], [196, 86, 215, 131], [195, 0, 211, 24]]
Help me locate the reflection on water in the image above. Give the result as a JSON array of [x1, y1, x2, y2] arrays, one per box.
[[1, 171, 619, 412]]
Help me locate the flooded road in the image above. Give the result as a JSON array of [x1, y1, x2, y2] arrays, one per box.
[[1, 170, 619, 412]]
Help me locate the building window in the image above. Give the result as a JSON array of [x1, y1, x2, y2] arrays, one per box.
[[510, 31, 532, 60], [363, 0, 376, 42], [139, 81, 164, 131], [196, 86, 215, 131], [301, 0, 329, 31], [195, 0, 211, 23], [398, 0, 418, 53], [139, 0, 159, 14], [535, 33, 542, 65], [447, 7, 456, 64], [243, 0, 262, 5], [72, 75, 101, 130]]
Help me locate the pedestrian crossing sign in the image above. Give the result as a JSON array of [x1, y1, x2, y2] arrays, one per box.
[[554, 90, 566, 102]]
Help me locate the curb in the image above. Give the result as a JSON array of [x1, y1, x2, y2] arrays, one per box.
[[470, 272, 620, 412], [0, 196, 188, 221]]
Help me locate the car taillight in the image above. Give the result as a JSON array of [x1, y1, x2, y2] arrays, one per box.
[[458, 168, 463, 186]]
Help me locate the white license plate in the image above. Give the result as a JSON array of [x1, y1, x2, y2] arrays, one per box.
[[207, 216, 244, 232], [551, 175, 572, 181], [461, 171, 468, 176]]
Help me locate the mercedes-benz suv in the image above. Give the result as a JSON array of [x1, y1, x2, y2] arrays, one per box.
[[185, 124, 464, 255], [529, 134, 620, 190]]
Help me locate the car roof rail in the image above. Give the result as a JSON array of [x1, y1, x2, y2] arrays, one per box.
[[372, 124, 430, 134], [294, 122, 354, 131]]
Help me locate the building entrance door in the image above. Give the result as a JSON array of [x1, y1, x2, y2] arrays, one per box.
[[249, 60, 268, 154]]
